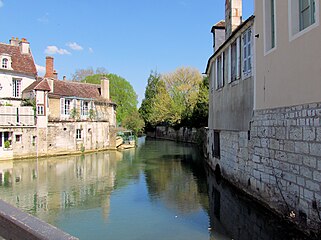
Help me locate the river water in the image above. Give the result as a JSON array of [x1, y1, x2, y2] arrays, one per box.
[[0, 138, 309, 240]]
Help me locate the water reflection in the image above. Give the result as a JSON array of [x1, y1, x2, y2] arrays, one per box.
[[0, 139, 311, 240]]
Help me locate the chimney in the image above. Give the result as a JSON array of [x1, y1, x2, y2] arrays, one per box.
[[19, 38, 30, 54], [45, 56, 54, 78], [211, 21, 226, 52], [225, 0, 242, 39], [101, 77, 110, 99], [9, 37, 19, 46]]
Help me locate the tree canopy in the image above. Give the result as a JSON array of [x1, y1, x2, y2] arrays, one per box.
[[139, 67, 207, 129], [73, 68, 144, 133]]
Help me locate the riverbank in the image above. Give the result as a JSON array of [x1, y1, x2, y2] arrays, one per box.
[[146, 127, 320, 239]]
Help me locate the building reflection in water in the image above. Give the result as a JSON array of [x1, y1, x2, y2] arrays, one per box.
[[0, 151, 123, 225]]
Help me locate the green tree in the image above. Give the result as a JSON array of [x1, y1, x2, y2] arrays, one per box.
[[190, 76, 209, 127], [147, 67, 203, 127], [139, 71, 161, 129], [80, 71, 141, 129]]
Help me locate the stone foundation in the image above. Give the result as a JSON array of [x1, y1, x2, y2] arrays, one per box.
[[207, 102, 321, 233]]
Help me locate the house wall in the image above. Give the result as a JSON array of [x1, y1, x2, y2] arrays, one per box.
[[208, 19, 254, 131], [255, 0, 321, 110], [48, 98, 60, 121], [0, 72, 35, 106]]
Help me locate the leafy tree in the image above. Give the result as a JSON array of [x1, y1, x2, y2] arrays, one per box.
[[72, 67, 108, 82], [80, 72, 143, 132], [122, 111, 145, 135], [148, 67, 203, 127], [190, 76, 209, 127], [139, 71, 161, 129]]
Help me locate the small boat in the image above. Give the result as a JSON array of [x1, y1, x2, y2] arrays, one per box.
[[116, 130, 136, 150]]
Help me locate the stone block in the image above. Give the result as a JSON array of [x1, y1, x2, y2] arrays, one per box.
[[283, 172, 296, 183], [294, 142, 309, 154], [302, 156, 317, 168], [300, 166, 313, 179], [275, 127, 286, 139], [316, 127, 321, 142], [306, 180, 320, 192], [310, 143, 321, 157], [289, 126, 302, 141], [270, 139, 280, 150], [313, 170, 321, 183], [283, 140, 295, 152], [303, 189, 314, 201], [303, 127, 316, 141], [296, 176, 305, 187]]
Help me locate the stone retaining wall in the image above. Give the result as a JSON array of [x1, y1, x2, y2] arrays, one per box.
[[207, 102, 321, 234]]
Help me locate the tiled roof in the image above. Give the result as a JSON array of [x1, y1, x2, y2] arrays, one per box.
[[49, 80, 103, 100], [0, 43, 37, 76], [34, 79, 51, 91]]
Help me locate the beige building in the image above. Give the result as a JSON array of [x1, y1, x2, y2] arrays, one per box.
[[206, 0, 321, 233], [255, 0, 320, 110]]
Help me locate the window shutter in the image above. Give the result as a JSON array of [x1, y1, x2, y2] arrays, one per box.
[[228, 47, 232, 83], [221, 53, 224, 87], [236, 37, 241, 79], [215, 59, 218, 90], [60, 98, 64, 115]]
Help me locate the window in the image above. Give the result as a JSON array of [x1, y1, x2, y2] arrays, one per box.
[[12, 78, 22, 98], [2, 58, 8, 69], [299, 0, 315, 30], [289, 0, 318, 39], [60, 98, 71, 115], [15, 135, 22, 143], [215, 54, 224, 89], [81, 101, 89, 116], [243, 28, 252, 77], [231, 38, 240, 81], [32, 136, 36, 146], [76, 129, 82, 140], [37, 105, 44, 116], [264, 0, 276, 53], [213, 131, 220, 159]]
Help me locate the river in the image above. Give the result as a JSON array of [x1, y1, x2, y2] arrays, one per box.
[[0, 138, 309, 240]]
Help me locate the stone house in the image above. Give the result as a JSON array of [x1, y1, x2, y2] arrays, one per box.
[[22, 56, 117, 155], [206, 0, 321, 232], [206, 0, 254, 181]]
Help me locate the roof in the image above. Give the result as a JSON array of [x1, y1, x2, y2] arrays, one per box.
[[49, 80, 102, 99], [205, 15, 255, 74], [211, 20, 226, 32], [24, 78, 115, 104], [0, 43, 37, 76]]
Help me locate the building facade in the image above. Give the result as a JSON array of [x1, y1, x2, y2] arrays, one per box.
[[207, 0, 321, 233]]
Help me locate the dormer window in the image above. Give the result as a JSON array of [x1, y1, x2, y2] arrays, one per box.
[[2, 58, 8, 69]]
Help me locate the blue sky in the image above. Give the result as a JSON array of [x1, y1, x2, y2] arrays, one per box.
[[0, 0, 253, 105]]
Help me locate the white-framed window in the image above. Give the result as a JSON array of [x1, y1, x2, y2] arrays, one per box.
[[60, 98, 71, 115], [300, 0, 316, 30], [215, 54, 224, 89], [2, 58, 8, 69], [81, 101, 89, 116], [242, 27, 252, 78], [37, 105, 44, 116], [289, 0, 318, 40], [264, 0, 276, 53], [76, 129, 82, 140], [12, 78, 22, 98], [231, 37, 241, 82]]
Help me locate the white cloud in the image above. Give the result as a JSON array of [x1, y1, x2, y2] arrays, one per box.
[[0, 0, 3, 8], [36, 64, 46, 76], [89, 47, 94, 53], [66, 42, 83, 51], [44, 46, 71, 55]]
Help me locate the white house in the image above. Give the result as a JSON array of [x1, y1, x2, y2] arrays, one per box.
[[0, 37, 37, 107]]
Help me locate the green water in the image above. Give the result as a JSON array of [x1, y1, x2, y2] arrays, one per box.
[[0, 138, 310, 240]]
